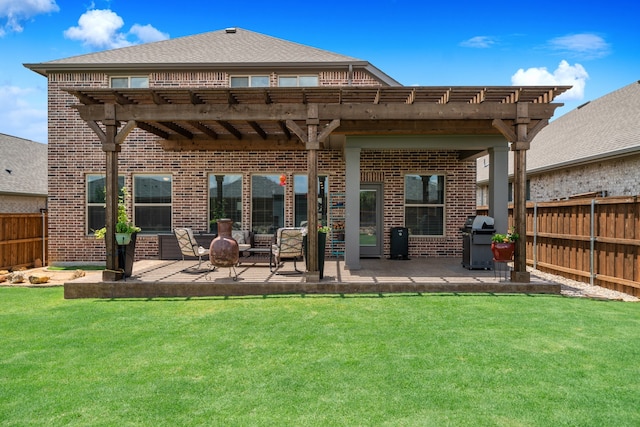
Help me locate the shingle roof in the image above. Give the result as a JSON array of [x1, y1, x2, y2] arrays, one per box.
[[527, 80, 640, 173], [25, 27, 400, 86], [477, 80, 640, 182], [0, 133, 48, 196], [44, 28, 363, 65]]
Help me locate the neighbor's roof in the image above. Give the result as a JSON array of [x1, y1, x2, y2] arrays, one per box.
[[0, 133, 48, 196], [24, 27, 400, 86], [477, 80, 640, 182]]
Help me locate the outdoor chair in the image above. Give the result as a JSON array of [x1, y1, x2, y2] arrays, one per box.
[[174, 227, 210, 270], [270, 227, 304, 274]]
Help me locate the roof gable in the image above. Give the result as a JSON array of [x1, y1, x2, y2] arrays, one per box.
[[0, 133, 48, 196]]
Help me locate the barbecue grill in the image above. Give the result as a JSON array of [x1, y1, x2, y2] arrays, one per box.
[[460, 215, 495, 269]]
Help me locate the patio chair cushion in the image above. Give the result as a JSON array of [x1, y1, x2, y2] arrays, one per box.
[[232, 230, 246, 244]]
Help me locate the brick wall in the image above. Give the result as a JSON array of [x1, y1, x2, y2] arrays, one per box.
[[0, 195, 47, 213], [361, 150, 476, 258], [528, 154, 640, 201], [477, 153, 640, 204], [47, 69, 471, 263]]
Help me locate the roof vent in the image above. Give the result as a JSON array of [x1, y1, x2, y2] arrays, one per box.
[[225, 28, 237, 34]]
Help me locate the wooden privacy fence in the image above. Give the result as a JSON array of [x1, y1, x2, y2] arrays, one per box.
[[480, 196, 640, 297], [0, 212, 48, 270]]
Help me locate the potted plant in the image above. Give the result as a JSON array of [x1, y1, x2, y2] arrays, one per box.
[[93, 187, 141, 277], [94, 189, 141, 245], [209, 201, 226, 234], [491, 227, 519, 261]]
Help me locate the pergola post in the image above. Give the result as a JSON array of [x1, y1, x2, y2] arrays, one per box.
[[102, 105, 123, 281], [511, 103, 531, 283], [306, 105, 320, 280]]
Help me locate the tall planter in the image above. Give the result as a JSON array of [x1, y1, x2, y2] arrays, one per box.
[[304, 231, 327, 279], [491, 242, 514, 262], [117, 232, 137, 277]]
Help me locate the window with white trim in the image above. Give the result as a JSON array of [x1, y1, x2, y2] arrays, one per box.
[[110, 76, 149, 88], [278, 75, 319, 87], [209, 174, 243, 231], [251, 174, 284, 234], [133, 175, 172, 233], [86, 174, 125, 235], [404, 174, 445, 236], [230, 75, 270, 87]]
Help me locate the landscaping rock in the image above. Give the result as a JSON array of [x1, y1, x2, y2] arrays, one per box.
[[29, 275, 50, 284]]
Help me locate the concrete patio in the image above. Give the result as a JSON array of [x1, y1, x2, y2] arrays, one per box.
[[64, 257, 561, 299]]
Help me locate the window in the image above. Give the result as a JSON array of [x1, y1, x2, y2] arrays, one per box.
[[293, 174, 328, 227], [230, 75, 270, 87], [209, 174, 243, 231], [278, 75, 319, 87], [251, 174, 284, 234], [86, 174, 125, 235], [404, 174, 445, 236], [133, 175, 172, 233], [110, 76, 149, 88]]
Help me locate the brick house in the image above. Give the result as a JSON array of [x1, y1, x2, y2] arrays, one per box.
[[25, 27, 566, 281], [0, 133, 47, 213], [477, 80, 640, 203]]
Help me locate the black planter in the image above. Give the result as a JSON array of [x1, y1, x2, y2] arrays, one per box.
[[304, 231, 327, 279], [117, 232, 137, 277]]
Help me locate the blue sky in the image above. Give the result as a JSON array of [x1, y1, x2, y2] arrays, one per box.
[[1, 0, 638, 144]]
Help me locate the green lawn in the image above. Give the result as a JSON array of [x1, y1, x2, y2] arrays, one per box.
[[1, 288, 639, 426]]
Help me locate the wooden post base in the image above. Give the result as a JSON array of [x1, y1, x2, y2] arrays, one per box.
[[103, 269, 124, 281], [511, 270, 531, 283]]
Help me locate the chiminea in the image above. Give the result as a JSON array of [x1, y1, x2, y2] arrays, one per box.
[[209, 218, 239, 279]]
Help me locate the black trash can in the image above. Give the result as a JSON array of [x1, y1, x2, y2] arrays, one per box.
[[389, 227, 409, 260]]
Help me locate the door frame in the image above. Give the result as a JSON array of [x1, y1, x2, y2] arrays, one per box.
[[360, 183, 384, 258]]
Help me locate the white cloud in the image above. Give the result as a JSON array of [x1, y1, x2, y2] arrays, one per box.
[[0, 0, 59, 36], [64, 9, 169, 49], [129, 24, 169, 43], [0, 85, 47, 143], [64, 9, 130, 48], [548, 33, 610, 59], [511, 60, 589, 101], [459, 36, 496, 48]]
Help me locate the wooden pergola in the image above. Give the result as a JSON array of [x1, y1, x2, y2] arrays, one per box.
[[66, 86, 569, 282]]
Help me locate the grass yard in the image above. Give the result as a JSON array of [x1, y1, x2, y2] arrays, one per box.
[[1, 288, 639, 426]]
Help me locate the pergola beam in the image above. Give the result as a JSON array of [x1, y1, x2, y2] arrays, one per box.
[[74, 102, 561, 123]]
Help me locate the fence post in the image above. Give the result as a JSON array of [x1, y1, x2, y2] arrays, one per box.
[[590, 199, 595, 286], [40, 208, 47, 266], [533, 202, 538, 269]]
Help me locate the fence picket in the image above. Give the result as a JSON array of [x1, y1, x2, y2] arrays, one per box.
[[0, 213, 48, 270], [479, 195, 640, 297]]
